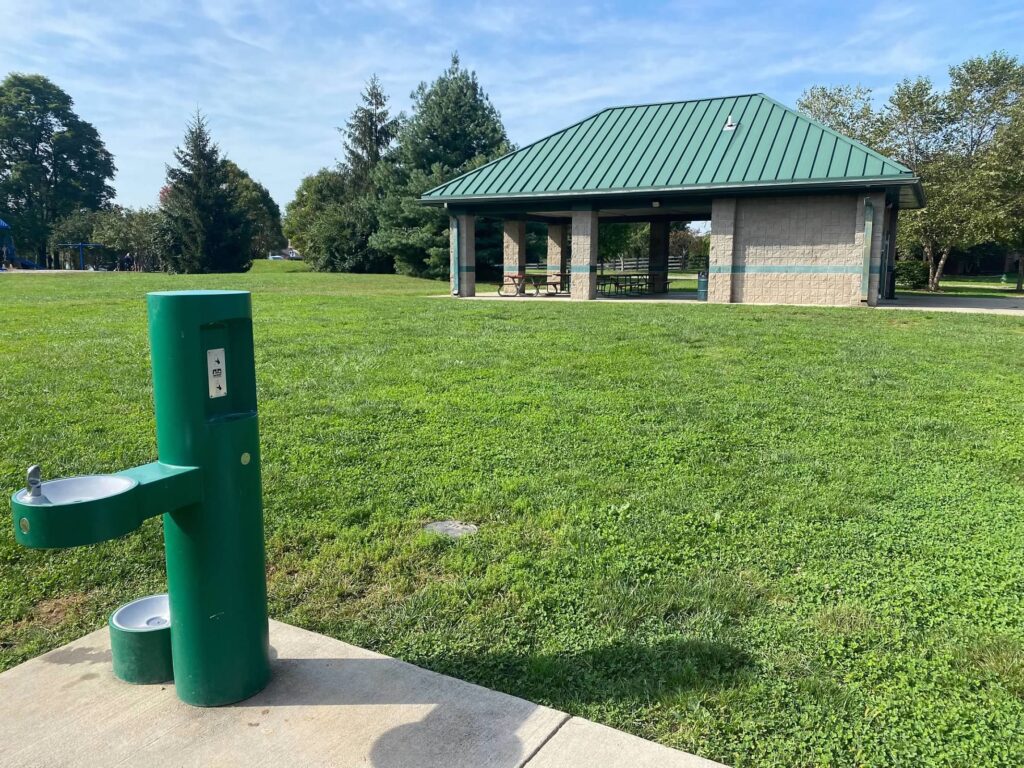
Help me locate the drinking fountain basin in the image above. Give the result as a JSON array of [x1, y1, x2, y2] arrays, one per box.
[[16, 475, 138, 506], [11, 463, 201, 549], [111, 593, 170, 630], [109, 594, 174, 684]]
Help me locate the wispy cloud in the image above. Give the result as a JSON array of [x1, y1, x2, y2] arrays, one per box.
[[2, 0, 1020, 208]]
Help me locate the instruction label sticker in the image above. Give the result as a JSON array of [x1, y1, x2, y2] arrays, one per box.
[[207, 348, 227, 398]]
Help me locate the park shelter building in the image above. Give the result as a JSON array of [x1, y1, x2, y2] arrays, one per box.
[[421, 93, 925, 307]]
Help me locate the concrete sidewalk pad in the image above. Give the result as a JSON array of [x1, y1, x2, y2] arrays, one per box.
[[528, 718, 724, 768], [0, 619, 727, 768]]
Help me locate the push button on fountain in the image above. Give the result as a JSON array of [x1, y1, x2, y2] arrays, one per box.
[[207, 347, 227, 398]]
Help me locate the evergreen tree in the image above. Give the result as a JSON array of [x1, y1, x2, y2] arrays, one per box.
[[282, 75, 399, 273], [162, 112, 252, 273], [342, 74, 400, 194], [372, 54, 510, 278], [397, 53, 508, 175]]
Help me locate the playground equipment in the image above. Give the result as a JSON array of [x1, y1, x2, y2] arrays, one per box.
[[11, 290, 271, 706], [0, 217, 16, 266], [57, 242, 105, 270]]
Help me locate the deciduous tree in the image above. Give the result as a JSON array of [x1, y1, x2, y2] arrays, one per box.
[[93, 206, 173, 272], [986, 102, 1024, 289], [0, 74, 115, 259], [797, 84, 881, 148], [801, 52, 1024, 291], [224, 160, 286, 260]]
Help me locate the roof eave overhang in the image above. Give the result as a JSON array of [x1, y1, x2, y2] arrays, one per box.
[[421, 176, 924, 210]]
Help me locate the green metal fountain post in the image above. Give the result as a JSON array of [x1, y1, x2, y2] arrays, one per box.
[[148, 290, 270, 706], [11, 290, 270, 707]]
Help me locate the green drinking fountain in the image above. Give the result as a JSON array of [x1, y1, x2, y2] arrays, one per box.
[[10, 290, 270, 707]]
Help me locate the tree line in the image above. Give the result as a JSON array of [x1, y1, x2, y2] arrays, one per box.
[[4, 51, 1021, 284], [284, 55, 714, 277], [797, 51, 1024, 290], [284, 54, 512, 277], [0, 73, 284, 272]]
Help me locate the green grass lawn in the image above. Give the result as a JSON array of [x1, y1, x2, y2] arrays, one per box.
[[904, 274, 1024, 299], [2, 266, 1024, 766]]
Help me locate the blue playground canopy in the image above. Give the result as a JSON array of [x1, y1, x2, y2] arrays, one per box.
[[0, 218, 10, 229]]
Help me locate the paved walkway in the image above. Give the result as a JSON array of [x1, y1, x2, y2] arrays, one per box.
[[443, 292, 1024, 316], [0, 620, 725, 768], [877, 294, 1024, 316]]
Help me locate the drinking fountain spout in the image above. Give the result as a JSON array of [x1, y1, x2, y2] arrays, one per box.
[[24, 465, 47, 504]]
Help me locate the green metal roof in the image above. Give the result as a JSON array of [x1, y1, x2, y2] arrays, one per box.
[[422, 93, 922, 207]]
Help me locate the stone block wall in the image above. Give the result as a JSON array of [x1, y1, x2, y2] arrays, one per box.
[[708, 199, 736, 303], [503, 220, 527, 275], [708, 193, 886, 307], [570, 210, 599, 300]]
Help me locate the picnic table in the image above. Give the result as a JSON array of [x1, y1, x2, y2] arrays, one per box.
[[596, 272, 671, 296], [597, 273, 650, 296], [499, 273, 570, 297]]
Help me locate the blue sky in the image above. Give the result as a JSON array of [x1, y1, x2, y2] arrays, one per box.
[[5, 0, 1022, 209]]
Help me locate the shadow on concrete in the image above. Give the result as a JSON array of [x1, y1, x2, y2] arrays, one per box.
[[237, 654, 540, 768], [227, 637, 745, 768], [244, 637, 748, 708]]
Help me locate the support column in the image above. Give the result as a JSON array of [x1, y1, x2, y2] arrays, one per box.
[[546, 223, 569, 292], [570, 210, 599, 300], [886, 207, 900, 300], [862, 191, 886, 307], [648, 220, 670, 293], [708, 199, 736, 303], [503, 219, 527, 283], [449, 214, 475, 297]]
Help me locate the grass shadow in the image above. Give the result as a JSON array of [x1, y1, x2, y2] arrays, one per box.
[[415, 636, 751, 711]]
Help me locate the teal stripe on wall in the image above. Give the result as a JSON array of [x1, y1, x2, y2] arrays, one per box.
[[569, 264, 598, 273], [709, 264, 880, 275], [459, 266, 476, 273]]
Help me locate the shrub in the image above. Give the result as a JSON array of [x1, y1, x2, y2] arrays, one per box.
[[895, 259, 929, 289]]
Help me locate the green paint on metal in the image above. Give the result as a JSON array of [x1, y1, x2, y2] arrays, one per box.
[[109, 597, 173, 685], [11, 290, 271, 709], [861, 199, 874, 302], [147, 290, 270, 707], [421, 94, 922, 207], [11, 463, 199, 549]]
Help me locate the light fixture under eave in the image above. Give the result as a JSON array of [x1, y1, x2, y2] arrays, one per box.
[[652, 201, 661, 208], [723, 115, 738, 132]]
